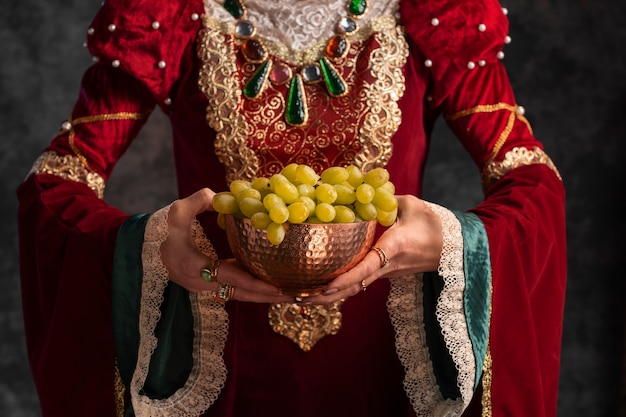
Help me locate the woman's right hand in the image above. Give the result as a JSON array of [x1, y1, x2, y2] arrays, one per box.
[[160, 188, 294, 304]]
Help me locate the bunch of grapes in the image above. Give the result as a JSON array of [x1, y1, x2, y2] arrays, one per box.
[[212, 163, 398, 245]]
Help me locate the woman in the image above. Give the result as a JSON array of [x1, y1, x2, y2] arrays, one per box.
[[17, 0, 567, 416]]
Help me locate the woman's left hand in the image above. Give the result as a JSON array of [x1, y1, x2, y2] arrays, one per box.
[[301, 195, 443, 305]]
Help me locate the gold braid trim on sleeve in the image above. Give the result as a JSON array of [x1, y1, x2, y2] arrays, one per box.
[[444, 103, 533, 163], [28, 151, 106, 199], [54, 112, 149, 171], [481, 146, 562, 191]]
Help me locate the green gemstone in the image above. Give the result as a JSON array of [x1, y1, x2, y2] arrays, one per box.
[[319, 58, 347, 97], [348, 0, 367, 16], [286, 75, 308, 126], [244, 60, 271, 99], [223, 0, 244, 19]]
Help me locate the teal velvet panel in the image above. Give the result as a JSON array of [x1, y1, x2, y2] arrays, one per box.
[[452, 211, 491, 389]]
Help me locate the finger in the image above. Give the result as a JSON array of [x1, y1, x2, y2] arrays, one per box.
[[214, 260, 285, 296], [171, 188, 216, 220], [321, 248, 389, 295], [186, 259, 294, 304]]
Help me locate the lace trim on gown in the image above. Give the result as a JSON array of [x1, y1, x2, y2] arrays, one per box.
[[129, 205, 229, 417], [387, 202, 476, 416]]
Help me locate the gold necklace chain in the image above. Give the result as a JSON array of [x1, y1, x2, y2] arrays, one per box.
[[222, 0, 370, 126]]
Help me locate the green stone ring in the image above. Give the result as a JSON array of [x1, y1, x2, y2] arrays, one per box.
[[200, 260, 221, 283]]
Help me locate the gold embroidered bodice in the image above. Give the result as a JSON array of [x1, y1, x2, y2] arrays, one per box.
[[198, 0, 408, 183]]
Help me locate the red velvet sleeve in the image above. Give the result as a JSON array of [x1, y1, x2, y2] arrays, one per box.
[[16, 1, 203, 415], [401, 1, 567, 416], [16, 64, 155, 416]]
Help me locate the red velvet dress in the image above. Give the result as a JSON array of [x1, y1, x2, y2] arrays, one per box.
[[17, 0, 567, 416]]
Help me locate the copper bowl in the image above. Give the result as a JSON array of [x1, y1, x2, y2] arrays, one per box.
[[224, 215, 377, 297]]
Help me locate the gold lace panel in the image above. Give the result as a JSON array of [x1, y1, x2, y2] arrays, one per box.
[[28, 151, 105, 198]]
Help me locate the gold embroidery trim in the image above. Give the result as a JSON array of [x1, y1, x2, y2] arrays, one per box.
[[355, 25, 408, 171], [481, 276, 494, 417], [482, 146, 562, 190], [481, 347, 493, 417], [114, 363, 126, 417], [54, 112, 147, 171], [268, 301, 343, 351], [445, 103, 532, 163], [28, 151, 106, 198], [198, 23, 259, 183]]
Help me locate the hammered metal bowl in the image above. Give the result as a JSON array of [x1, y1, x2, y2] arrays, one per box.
[[224, 215, 377, 297]]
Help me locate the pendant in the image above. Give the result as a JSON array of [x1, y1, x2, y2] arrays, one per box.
[[268, 301, 344, 351], [244, 60, 271, 99], [223, 0, 244, 19], [349, 0, 368, 17], [286, 74, 308, 126], [320, 58, 348, 97]]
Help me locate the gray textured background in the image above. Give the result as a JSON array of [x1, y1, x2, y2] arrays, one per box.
[[1, 0, 624, 416]]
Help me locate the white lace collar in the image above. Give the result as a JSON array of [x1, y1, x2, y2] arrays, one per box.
[[204, 0, 399, 50]]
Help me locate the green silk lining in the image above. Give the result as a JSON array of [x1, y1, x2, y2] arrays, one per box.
[[112, 214, 194, 402], [113, 213, 150, 388], [452, 211, 491, 389]]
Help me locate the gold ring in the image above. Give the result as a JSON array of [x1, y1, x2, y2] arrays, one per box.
[[201, 260, 221, 283], [214, 282, 235, 303], [371, 245, 390, 269], [361, 280, 367, 292]]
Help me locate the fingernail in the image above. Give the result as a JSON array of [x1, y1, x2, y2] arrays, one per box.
[[322, 288, 338, 296]]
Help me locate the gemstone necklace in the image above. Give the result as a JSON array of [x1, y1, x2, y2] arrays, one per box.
[[222, 0, 369, 127]]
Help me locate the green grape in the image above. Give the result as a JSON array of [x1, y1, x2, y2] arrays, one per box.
[[251, 176, 271, 192], [315, 183, 337, 204], [355, 183, 375, 204], [334, 183, 356, 205], [251, 211, 272, 230], [274, 180, 299, 204], [321, 166, 349, 185], [269, 173, 289, 190], [217, 212, 227, 230], [378, 180, 396, 194], [372, 188, 398, 212], [295, 164, 320, 185], [346, 164, 365, 188], [377, 207, 398, 227], [213, 192, 239, 214], [315, 202, 336, 223], [239, 197, 266, 218], [267, 222, 286, 245], [281, 163, 299, 183], [229, 179, 251, 196], [363, 167, 390, 188], [334, 205, 356, 223], [297, 183, 316, 199], [235, 187, 262, 204], [263, 193, 285, 211], [269, 205, 290, 224], [288, 201, 310, 224], [295, 196, 316, 217], [354, 201, 377, 221]]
